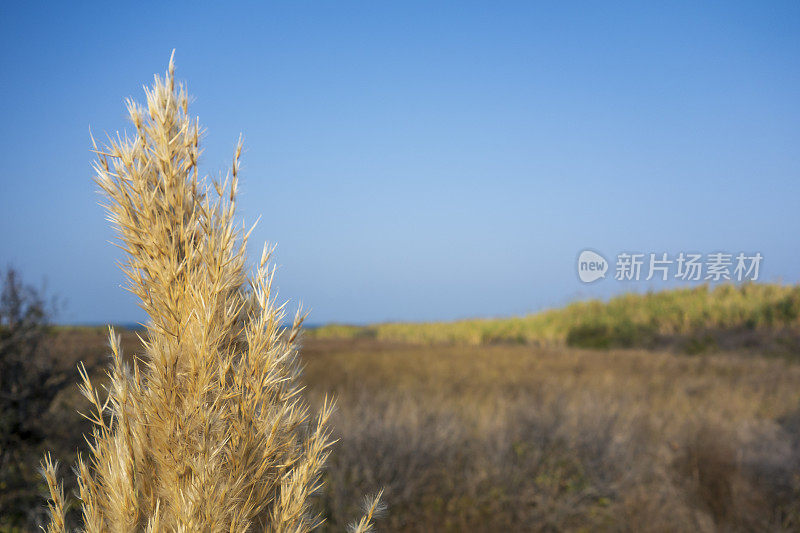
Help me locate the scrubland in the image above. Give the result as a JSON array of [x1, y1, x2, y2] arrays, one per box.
[[12, 323, 800, 532], [308, 339, 800, 531]]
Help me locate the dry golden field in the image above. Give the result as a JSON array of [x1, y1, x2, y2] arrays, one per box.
[[10, 327, 799, 532]]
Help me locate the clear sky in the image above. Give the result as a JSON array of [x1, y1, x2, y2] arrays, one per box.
[[1, 2, 798, 325]]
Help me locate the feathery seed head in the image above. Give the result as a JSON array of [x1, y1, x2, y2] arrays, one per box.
[[40, 53, 381, 532]]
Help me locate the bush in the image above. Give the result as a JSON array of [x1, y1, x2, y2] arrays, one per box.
[[566, 321, 658, 350], [0, 267, 63, 528]]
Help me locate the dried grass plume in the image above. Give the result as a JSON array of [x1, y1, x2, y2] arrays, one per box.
[[41, 52, 380, 532]]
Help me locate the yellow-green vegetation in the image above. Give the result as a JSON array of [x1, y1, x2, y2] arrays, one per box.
[[310, 283, 800, 352]]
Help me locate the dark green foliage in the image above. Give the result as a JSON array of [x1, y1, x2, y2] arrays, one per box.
[[566, 320, 659, 350]]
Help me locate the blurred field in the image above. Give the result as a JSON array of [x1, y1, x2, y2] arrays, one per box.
[[310, 283, 800, 354], [10, 321, 800, 531], [307, 340, 800, 531]]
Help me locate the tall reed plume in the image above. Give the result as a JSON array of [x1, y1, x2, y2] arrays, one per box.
[[41, 53, 380, 532]]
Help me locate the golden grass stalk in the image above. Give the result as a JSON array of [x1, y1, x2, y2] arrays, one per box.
[[347, 491, 385, 533], [41, 53, 378, 532]]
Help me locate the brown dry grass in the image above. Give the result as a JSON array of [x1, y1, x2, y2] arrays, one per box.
[[301, 339, 800, 532], [36, 330, 800, 531]]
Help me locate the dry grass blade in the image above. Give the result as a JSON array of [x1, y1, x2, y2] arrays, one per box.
[[40, 454, 66, 533], [347, 490, 385, 533]]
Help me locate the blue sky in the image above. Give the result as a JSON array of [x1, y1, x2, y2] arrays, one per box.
[[1, 2, 798, 325]]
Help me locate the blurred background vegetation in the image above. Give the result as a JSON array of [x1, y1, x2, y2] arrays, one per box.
[[311, 283, 800, 354]]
